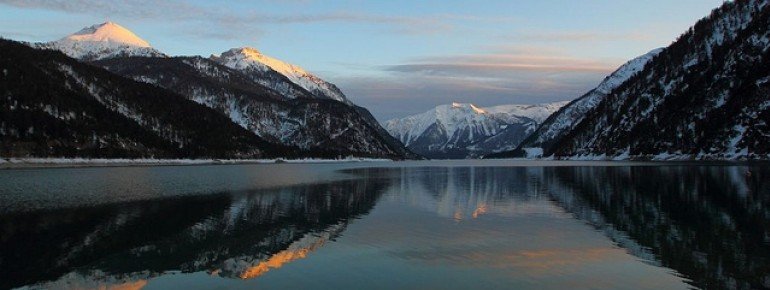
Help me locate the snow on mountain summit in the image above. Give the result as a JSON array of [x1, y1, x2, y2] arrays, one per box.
[[451, 102, 487, 114], [40, 22, 165, 61], [214, 47, 350, 104], [66, 22, 151, 47]]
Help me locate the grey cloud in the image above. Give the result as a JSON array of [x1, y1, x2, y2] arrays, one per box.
[[0, 0, 455, 36], [0, 0, 199, 19], [389, 54, 616, 74], [336, 49, 620, 120], [511, 31, 653, 43]]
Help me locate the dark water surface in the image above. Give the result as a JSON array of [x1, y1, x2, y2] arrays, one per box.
[[1, 161, 769, 290]]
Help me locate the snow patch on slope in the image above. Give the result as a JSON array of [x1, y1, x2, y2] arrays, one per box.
[[215, 47, 350, 104]]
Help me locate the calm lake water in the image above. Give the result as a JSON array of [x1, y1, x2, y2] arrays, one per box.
[[1, 161, 769, 290]]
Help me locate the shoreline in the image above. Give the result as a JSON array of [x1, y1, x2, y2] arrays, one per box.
[[0, 157, 394, 169]]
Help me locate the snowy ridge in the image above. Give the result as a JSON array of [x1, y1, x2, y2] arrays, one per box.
[[522, 48, 664, 147], [214, 47, 350, 104], [595, 48, 664, 94], [0, 157, 393, 168], [39, 22, 166, 61], [385, 101, 567, 158], [484, 101, 571, 123]]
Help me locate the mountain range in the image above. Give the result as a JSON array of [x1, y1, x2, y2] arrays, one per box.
[[1, 22, 415, 159], [385, 102, 566, 159], [3, 0, 769, 161]]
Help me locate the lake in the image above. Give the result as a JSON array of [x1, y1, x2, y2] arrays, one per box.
[[1, 161, 768, 290]]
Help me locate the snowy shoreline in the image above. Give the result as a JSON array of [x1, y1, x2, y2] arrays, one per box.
[[3, 154, 767, 169], [560, 151, 770, 161], [512, 147, 770, 161], [535, 153, 770, 161], [0, 157, 394, 169]]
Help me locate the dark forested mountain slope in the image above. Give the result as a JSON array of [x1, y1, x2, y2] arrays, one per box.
[[493, 0, 770, 160], [94, 56, 416, 159], [0, 39, 294, 159]]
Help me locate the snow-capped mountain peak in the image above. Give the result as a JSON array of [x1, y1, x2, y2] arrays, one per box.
[[64, 22, 151, 48], [40, 22, 165, 61], [215, 47, 350, 104]]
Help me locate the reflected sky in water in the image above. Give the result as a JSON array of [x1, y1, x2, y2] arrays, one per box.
[[1, 161, 768, 290]]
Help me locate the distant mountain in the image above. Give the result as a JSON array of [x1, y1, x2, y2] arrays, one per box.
[[22, 22, 415, 159], [385, 102, 567, 159], [492, 0, 770, 160], [36, 22, 166, 61], [0, 39, 291, 159]]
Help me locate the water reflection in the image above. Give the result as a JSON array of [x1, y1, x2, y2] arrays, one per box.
[[541, 166, 770, 290], [1, 164, 769, 289], [1, 177, 388, 289], [349, 165, 770, 289], [375, 167, 550, 221]]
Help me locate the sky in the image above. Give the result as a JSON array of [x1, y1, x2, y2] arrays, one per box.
[[0, 0, 727, 121]]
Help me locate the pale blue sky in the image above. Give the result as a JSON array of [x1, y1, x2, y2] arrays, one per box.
[[0, 0, 726, 120]]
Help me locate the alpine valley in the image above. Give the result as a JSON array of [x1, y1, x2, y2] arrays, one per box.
[[1, 22, 415, 160]]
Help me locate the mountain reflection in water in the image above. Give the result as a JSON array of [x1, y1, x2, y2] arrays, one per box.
[[1, 163, 768, 290], [1, 176, 387, 289]]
